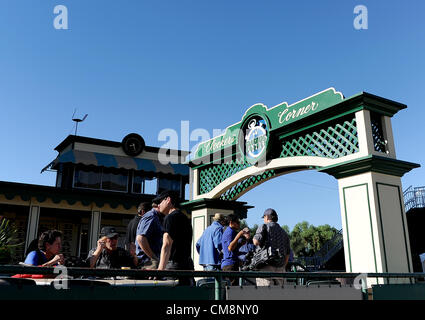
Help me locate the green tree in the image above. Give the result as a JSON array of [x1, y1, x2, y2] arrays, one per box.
[[239, 220, 338, 257], [288, 221, 339, 257], [0, 218, 22, 264]]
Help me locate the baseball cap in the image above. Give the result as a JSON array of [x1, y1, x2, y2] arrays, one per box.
[[99, 226, 119, 239], [262, 208, 278, 220], [152, 190, 180, 205]]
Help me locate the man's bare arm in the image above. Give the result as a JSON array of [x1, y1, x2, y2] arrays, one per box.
[[138, 235, 158, 260], [157, 232, 173, 270]]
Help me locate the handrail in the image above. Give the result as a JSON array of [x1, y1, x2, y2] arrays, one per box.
[[1, 265, 424, 301], [295, 229, 344, 269], [294, 185, 425, 270], [1, 265, 425, 280], [403, 185, 425, 212]]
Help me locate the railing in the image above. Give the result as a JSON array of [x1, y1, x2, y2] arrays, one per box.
[[404, 185, 425, 212], [0, 265, 425, 300], [295, 229, 344, 269], [295, 186, 424, 269]]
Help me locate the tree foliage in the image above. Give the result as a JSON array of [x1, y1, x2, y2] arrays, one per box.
[[289, 221, 339, 257], [0, 217, 22, 264], [0, 218, 20, 248], [241, 219, 339, 257]]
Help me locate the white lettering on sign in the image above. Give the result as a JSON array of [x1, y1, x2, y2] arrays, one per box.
[[278, 101, 319, 124], [205, 135, 236, 153]]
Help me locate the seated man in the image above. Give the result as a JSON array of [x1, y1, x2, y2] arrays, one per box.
[[24, 230, 64, 267], [86, 227, 138, 269]]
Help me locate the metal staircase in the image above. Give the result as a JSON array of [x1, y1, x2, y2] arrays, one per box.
[[403, 185, 425, 212], [295, 185, 425, 270], [295, 229, 343, 270]]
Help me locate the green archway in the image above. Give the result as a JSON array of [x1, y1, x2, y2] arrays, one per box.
[[185, 88, 419, 283]]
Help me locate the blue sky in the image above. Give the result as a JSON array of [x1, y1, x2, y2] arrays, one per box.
[[0, 0, 424, 231]]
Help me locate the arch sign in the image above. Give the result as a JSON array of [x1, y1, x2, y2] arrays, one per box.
[[185, 87, 419, 283], [193, 88, 343, 166]]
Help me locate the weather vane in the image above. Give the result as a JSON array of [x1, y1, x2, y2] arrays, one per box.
[[72, 109, 88, 136]]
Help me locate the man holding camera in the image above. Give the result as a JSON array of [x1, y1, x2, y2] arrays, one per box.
[[221, 214, 249, 286], [87, 226, 138, 269], [253, 208, 291, 286]]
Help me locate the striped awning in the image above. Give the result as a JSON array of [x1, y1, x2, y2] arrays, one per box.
[[46, 150, 189, 177]]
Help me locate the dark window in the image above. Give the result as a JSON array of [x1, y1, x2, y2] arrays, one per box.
[[74, 167, 128, 192], [101, 169, 128, 192], [74, 167, 101, 189], [132, 173, 157, 195], [132, 174, 145, 194], [158, 178, 181, 195], [144, 178, 158, 194]]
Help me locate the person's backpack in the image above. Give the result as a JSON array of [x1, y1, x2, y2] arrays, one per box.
[[243, 224, 285, 270]]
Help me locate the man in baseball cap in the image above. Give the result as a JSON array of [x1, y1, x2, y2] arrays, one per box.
[[100, 226, 119, 239], [261, 208, 278, 222], [253, 208, 291, 286], [152, 190, 180, 206], [86, 226, 138, 269], [155, 190, 194, 286]]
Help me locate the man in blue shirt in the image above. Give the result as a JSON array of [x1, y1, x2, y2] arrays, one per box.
[[196, 213, 227, 271], [238, 231, 256, 265], [135, 203, 164, 269], [221, 214, 249, 285]]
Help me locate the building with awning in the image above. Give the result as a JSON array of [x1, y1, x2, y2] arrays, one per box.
[[0, 133, 190, 262]]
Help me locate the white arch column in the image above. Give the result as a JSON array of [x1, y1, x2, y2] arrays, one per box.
[[320, 156, 418, 284]]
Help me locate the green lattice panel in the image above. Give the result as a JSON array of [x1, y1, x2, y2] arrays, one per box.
[[220, 170, 276, 200], [198, 159, 252, 195], [198, 118, 358, 196], [371, 114, 386, 153], [280, 118, 359, 159]]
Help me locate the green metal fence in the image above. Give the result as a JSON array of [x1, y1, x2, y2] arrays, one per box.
[[1, 265, 425, 300]]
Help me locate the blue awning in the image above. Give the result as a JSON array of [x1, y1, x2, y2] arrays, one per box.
[[47, 150, 189, 177]]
